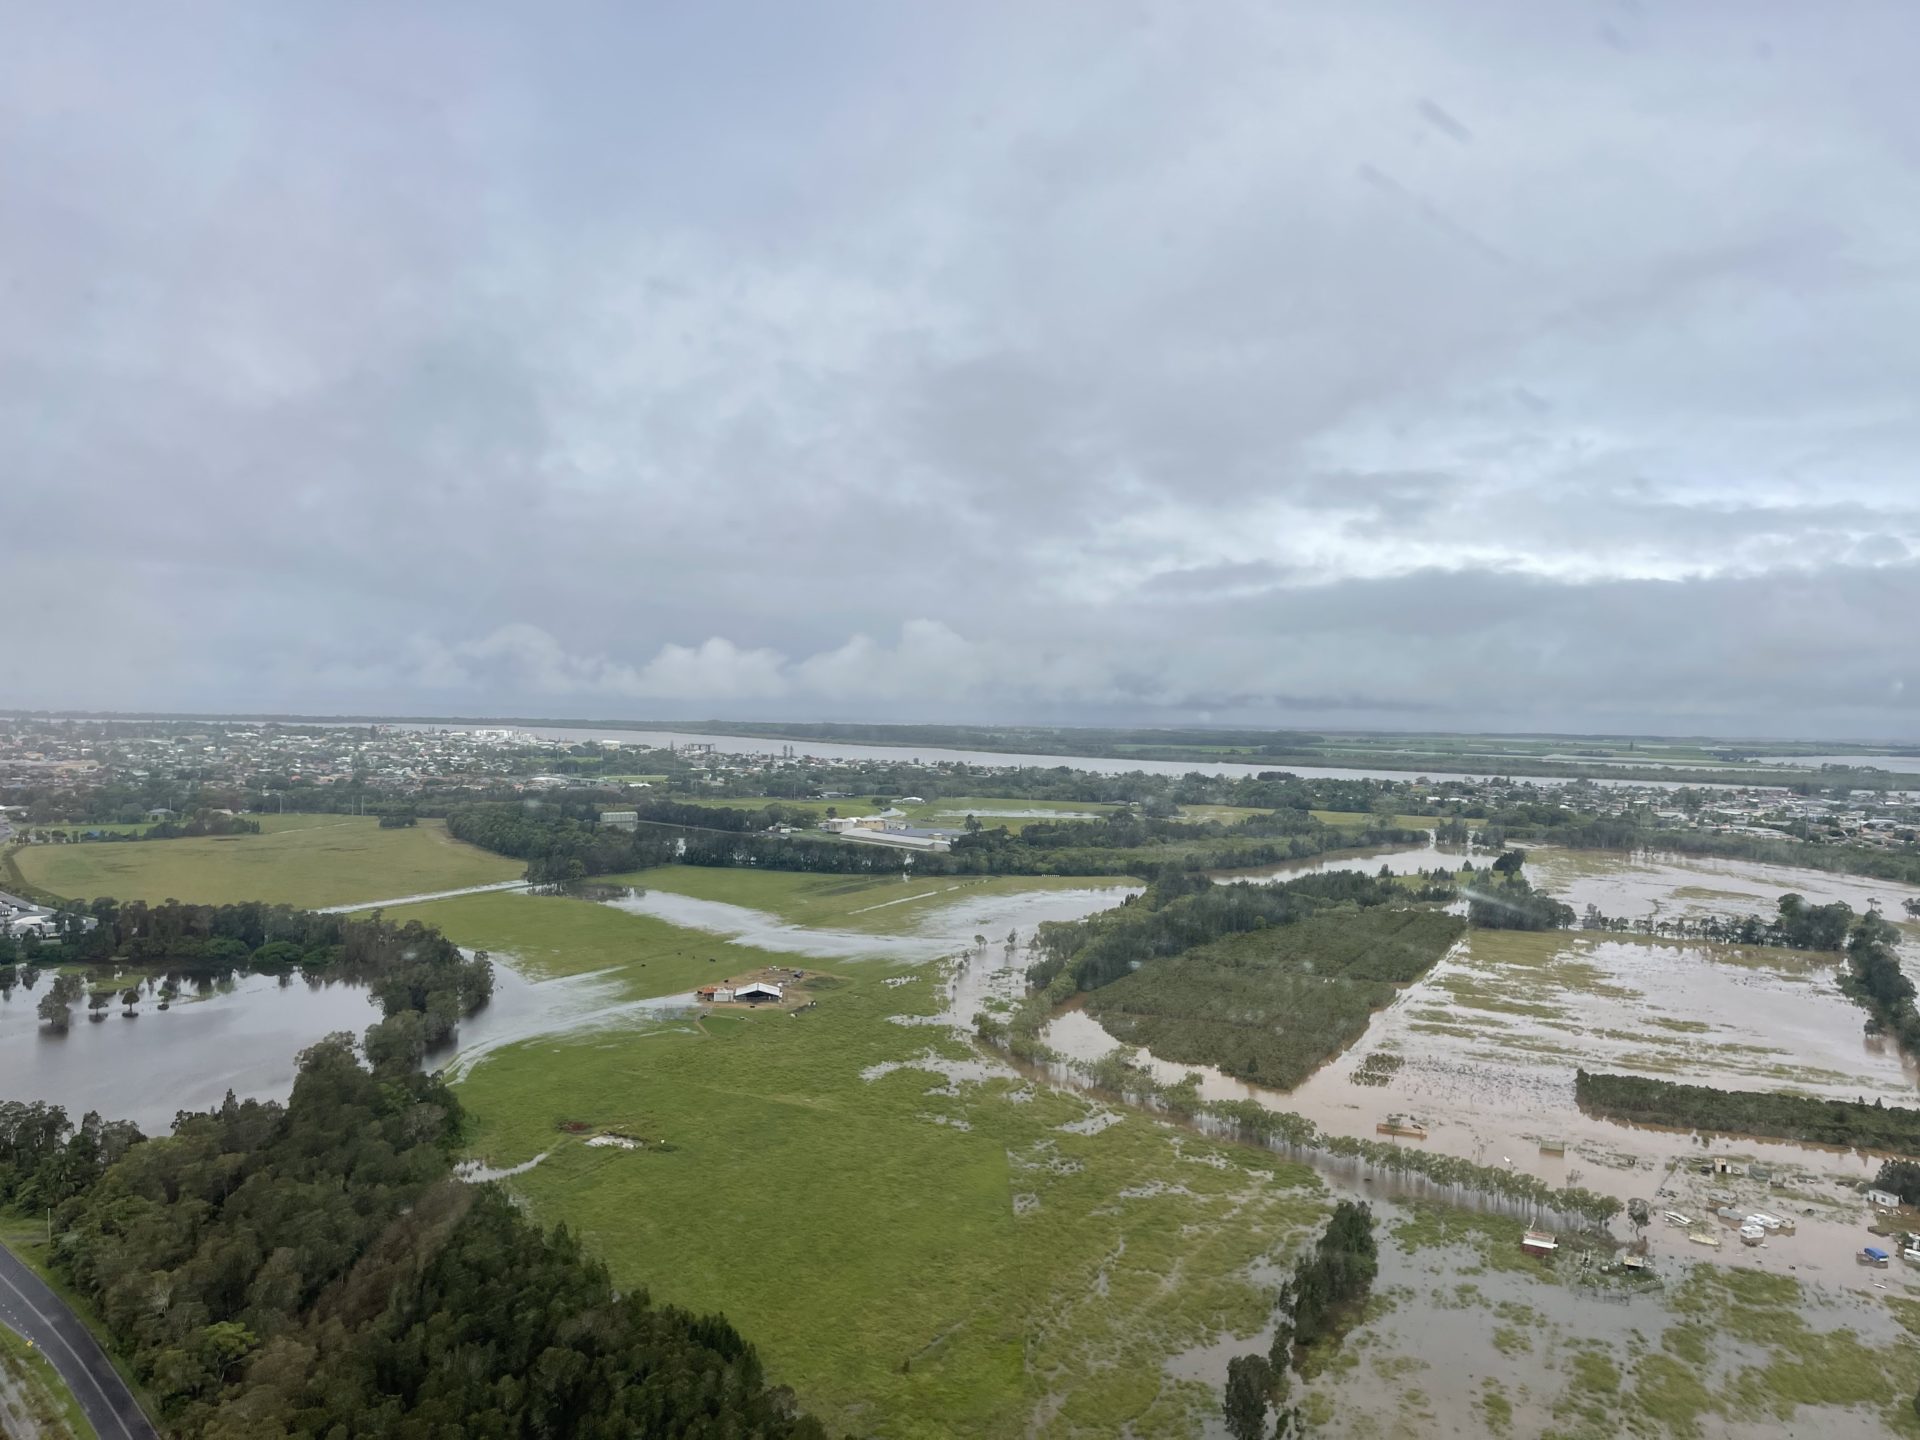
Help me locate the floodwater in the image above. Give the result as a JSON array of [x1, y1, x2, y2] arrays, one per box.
[[1020, 844, 1920, 1285], [0, 957, 633, 1133], [1168, 1185, 1915, 1440], [1528, 846, 1920, 925], [0, 972, 380, 1132], [603, 882, 1141, 965], [0, 877, 1139, 1136], [1756, 753, 1920, 773], [1211, 837, 1470, 883]]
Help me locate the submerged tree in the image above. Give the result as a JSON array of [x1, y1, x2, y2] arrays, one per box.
[[1222, 1353, 1272, 1440]]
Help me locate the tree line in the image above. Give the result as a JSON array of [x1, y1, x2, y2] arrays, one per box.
[[1574, 891, 1857, 950], [1222, 1200, 1379, 1440], [12, 811, 262, 845], [42, 1036, 827, 1437], [1840, 908, 1920, 1061], [443, 798, 1436, 885], [1573, 1069, 1920, 1152]]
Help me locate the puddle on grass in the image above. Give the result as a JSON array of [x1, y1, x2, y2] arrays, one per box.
[[458, 1150, 552, 1182]]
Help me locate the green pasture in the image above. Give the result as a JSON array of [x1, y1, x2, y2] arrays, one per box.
[[385, 888, 805, 992], [664, 795, 846, 816], [1310, 810, 1439, 830], [10, 816, 520, 908], [454, 948, 1325, 1437]]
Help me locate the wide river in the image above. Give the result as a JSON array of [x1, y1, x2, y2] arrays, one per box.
[[396, 721, 1797, 793]]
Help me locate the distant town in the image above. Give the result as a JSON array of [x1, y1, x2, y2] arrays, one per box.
[[4, 716, 1917, 856]]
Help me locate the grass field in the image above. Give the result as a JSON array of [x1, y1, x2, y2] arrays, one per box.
[[10, 816, 520, 908], [384, 888, 807, 992], [902, 798, 1121, 833], [611, 866, 1134, 934], [1310, 810, 1439, 830], [666, 795, 847, 816], [454, 946, 1326, 1437]]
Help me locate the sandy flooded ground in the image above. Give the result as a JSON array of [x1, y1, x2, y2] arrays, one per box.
[[1041, 845, 1920, 1292], [1529, 846, 1920, 927], [1265, 1193, 1920, 1440], [605, 882, 1141, 964]]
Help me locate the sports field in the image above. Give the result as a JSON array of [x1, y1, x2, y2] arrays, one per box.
[[9, 814, 520, 908]]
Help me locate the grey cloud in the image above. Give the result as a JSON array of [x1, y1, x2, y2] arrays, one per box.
[[4, 1, 1920, 739], [1416, 100, 1474, 146]]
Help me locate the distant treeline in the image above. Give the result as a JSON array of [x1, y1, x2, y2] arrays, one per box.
[[1, 899, 492, 1061], [444, 797, 1435, 884], [1576, 891, 1857, 951], [35, 1037, 826, 1437], [15, 811, 261, 843], [1573, 1070, 1920, 1152], [1496, 818, 1920, 888]]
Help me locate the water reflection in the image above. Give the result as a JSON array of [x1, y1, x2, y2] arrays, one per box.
[[0, 957, 636, 1134], [0, 971, 380, 1132]]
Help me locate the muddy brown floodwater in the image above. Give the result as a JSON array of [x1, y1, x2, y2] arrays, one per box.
[[1032, 846, 1920, 1290]]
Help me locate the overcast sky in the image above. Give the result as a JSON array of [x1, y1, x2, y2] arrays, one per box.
[[6, 3, 1918, 738]]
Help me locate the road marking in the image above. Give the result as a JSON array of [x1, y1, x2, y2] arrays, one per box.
[[0, 1259, 140, 1439]]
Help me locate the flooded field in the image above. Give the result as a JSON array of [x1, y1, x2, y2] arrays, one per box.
[[0, 956, 628, 1132], [1262, 1194, 1920, 1440], [1528, 846, 1920, 927], [1027, 846, 1920, 1292], [1212, 837, 1475, 884], [605, 882, 1141, 965]]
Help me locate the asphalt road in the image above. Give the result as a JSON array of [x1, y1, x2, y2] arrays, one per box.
[[0, 1241, 157, 1440]]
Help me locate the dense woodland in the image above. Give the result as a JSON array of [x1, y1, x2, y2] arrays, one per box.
[[0, 901, 491, 1061], [1085, 909, 1466, 1089], [1030, 870, 1448, 992], [32, 1037, 825, 1438], [1573, 1070, 1920, 1151]]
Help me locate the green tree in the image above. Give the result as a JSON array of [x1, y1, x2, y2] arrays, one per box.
[[1223, 1354, 1272, 1440]]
